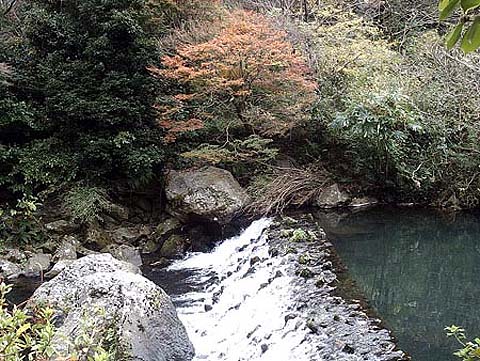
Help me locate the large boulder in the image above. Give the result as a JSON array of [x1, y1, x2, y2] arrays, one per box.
[[316, 184, 350, 209], [29, 254, 194, 361], [165, 167, 249, 224]]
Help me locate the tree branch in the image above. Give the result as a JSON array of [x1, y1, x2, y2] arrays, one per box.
[[3, 0, 17, 16]]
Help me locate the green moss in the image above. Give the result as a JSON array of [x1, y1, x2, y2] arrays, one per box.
[[290, 229, 308, 242], [160, 234, 186, 258], [298, 254, 311, 265]]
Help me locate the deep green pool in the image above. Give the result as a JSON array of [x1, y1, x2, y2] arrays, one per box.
[[317, 207, 480, 361]]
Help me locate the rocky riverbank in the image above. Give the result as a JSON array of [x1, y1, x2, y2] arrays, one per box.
[[262, 216, 407, 360], [1, 166, 405, 360], [2, 213, 408, 361], [0, 166, 377, 284]]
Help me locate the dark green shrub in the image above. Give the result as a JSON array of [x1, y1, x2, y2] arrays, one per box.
[[63, 185, 114, 225], [1, 0, 172, 195], [0, 195, 45, 246], [330, 92, 426, 186]]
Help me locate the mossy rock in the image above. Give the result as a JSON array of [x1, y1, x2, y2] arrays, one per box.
[[160, 235, 187, 259], [155, 218, 181, 237]]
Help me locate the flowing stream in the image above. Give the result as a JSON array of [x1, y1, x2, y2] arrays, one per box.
[[145, 216, 405, 361], [11, 207, 474, 360], [146, 218, 316, 360]]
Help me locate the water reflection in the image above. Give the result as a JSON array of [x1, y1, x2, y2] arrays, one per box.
[[317, 207, 480, 361]]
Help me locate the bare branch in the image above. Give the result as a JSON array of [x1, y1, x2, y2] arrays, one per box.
[[2, 0, 17, 15]]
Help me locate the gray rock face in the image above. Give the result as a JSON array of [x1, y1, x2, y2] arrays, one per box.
[[316, 184, 350, 208], [29, 254, 194, 361], [166, 167, 249, 224]]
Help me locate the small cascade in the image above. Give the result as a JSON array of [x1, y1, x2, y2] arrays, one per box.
[[147, 217, 406, 361], [155, 218, 313, 360]]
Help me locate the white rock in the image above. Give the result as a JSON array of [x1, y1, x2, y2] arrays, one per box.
[[29, 254, 194, 361]]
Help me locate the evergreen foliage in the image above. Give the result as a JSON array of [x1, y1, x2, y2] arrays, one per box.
[[0, 0, 171, 195]]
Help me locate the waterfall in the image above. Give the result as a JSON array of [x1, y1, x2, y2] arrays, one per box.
[[148, 217, 406, 361], [163, 218, 314, 360]]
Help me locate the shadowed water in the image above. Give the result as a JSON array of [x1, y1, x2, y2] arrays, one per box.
[[318, 207, 480, 361]]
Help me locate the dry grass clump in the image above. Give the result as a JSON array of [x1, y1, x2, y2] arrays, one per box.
[[246, 167, 329, 216]]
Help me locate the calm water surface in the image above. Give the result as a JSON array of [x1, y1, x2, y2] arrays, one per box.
[[318, 207, 480, 361]]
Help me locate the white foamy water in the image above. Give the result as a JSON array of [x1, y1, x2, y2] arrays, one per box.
[[166, 218, 314, 361]]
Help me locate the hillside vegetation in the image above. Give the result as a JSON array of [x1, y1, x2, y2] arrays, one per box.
[[0, 0, 479, 234]]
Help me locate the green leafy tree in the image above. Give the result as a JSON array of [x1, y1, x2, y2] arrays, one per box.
[[1, 0, 171, 194], [440, 0, 480, 52]]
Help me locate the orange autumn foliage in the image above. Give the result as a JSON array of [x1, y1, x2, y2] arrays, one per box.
[[149, 9, 317, 142]]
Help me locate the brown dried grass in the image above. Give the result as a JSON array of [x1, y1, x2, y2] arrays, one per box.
[[246, 167, 330, 216]]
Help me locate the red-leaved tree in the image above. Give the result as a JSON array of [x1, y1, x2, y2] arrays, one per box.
[[149, 9, 316, 142]]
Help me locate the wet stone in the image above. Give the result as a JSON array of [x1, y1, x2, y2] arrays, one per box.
[[23, 253, 52, 277], [0, 260, 22, 279], [250, 256, 261, 266], [342, 344, 355, 354]]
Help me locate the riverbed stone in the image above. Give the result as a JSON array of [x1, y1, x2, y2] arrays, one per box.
[[156, 217, 182, 237], [107, 203, 129, 221], [45, 219, 79, 234], [3, 248, 27, 264], [85, 223, 113, 248], [29, 254, 194, 361], [316, 184, 350, 208], [102, 244, 143, 266], [23, 253, 52, 277], [142, 238, 161, 254], [54, 237, 78, 262], [160, 234, 188, 259], [165, 166, 249, 224], [110, 226, 141, 244], [0, 259, 22, 279], [45, 259, 74, 278]]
